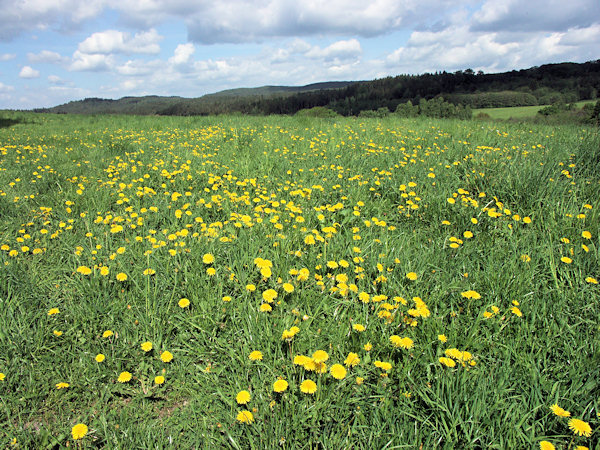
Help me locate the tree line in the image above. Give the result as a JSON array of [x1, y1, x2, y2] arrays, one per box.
[[37, 60, 600, 117]]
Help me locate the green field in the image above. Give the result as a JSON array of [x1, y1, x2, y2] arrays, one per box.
[[474, 101, 596, 119], [0, 112, 598, 448]]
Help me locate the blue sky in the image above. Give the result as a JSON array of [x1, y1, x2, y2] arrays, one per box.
[[1, 0, 598, 109]]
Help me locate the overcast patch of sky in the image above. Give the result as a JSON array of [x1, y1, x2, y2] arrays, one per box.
[[0, 0, 598, 109]]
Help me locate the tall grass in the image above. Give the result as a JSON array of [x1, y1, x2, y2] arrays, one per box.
[[0, 112, 598, 448]]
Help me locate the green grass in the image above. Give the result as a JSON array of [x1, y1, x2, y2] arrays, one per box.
[[474, 100, 596, 119], [0, 112, 598, 448]]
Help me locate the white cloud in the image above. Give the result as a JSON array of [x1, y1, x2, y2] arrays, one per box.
[[306, 39, 362, 61], [116, 59, 160, 76], [70, 51, 115, 71], [77, 29, 162, 55], [559, 23, 600, 46], [386, 22, 600, 75], [0, 0, 105, 40], [48, 75, 66, 84], [472, 0, 600, 32], [0, 81, 14, 92], [183, 0, 462, 43], [0, 0, 460, 43], [19, 66, 41, 78], [28, 50, 69, 64], [1, 53, 16, 61], [169, 43, 195, 65]]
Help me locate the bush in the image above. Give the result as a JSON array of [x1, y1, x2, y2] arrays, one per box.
[[294, 107, 340, 118], [358, 107, 390, 118]]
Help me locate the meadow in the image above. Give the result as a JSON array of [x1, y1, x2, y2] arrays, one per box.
[[474, 101, 596, 120], [0, 112, 598, 449]]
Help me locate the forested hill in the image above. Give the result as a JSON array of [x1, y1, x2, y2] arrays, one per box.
[[37, 60, 600, 116]]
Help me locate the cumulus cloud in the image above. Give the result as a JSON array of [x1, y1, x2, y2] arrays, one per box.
[[77, 29, 162, 55], [169, 43, 195, 65], [183, 0, 462, 43], [305, 39, 362, 61], [48, 75, 66, 84], [19, 66, 41, 78], [472, 0, 600, 32], [0, 0, 105, 40], [28, 50, 69, 64], [70, 51, 115, 71], [0, 0, 464, 43], [0, 81, 14, 92], [386, 22, 600, 75]]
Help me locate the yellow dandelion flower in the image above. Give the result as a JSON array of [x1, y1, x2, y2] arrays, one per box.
[[461, 290, 481, 299], [330, 364, 346, 380], [154, 375, 165, 385], [53, 330, 63, 337], [356, 377, 364, 385], [550, 404, 570, 417], [364, 342, 372, 351], [439, 357, 456, 368], [353, 323, 366, 332], [585, 277, 598, 284], [248, 351, 263, 361], [143, 268, 156, 275], [293, 355, 309, 366], [390, 335, 414, 349], [246, 284, 256, 292], [202, 253, 215, 264], [116, 272, 127, 281], [282, 283, 294, 293], [71, 423, 88, 440], [560, 256, 572, 264], [0, 373, 5, 381], [206, 267, 216, 276], [374, 360, 392, 371], [260, 303, 272, 312], [236, 410, 254, 424], [568, 418, 592, 437], [178, 298, 190, 308], [300, 379, 317, 394], [55, 382, 69, 389], [236, 390, 251, 405], [539, 441, 555, 450], [47, 308, 60, 316], [344, 352, 360, 367], [406, 272, 417, 281], [438, 334, 447, 343], [100, 266, 109, 276], [582, 230, 592, 239], [273, 379, 288, 393], [312, 350, 329, 363], [117, 371, 132, 383], [76, 266, 92, 275], [160, 351, 173, 363], [262, 289, 278, 303], [141, 341, 153, 352], [95, 354, 105, 362], [102, 330, 113, 338], [511, 306, 522, 317], [445, 348, 463, 359]]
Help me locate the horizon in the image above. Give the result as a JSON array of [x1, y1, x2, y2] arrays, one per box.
[[1, 0, 599, 110]]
